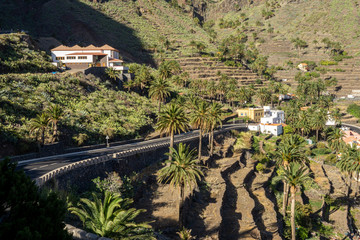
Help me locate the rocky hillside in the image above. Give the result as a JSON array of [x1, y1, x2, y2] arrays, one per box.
[[133, 132, 360, 239]]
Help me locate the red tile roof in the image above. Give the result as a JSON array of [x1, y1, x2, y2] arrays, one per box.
[[109, 58, 123, 62], [51, 44, 119, 52], [66, 52, 107, 56]]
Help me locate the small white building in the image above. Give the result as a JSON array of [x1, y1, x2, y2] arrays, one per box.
[[260, 123, 283, 136], [261, 106, 285, 124], [51, 44, 129, 73]]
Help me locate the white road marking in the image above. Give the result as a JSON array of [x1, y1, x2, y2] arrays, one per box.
[[38, 164, 49, 169]]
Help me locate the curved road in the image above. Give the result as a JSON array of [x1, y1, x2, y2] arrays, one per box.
[[18, 124, 246, 179]]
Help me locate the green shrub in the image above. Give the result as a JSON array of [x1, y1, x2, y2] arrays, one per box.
[[256, 163, 265, 173], [319, 60, 338, 66], [347, 104, 360, 118], [316, 142, 327, 149], [332, 68, 345, 72], [314, 67, 328, 74], [325, 154, 337, 165], [255, 79, 263, 84], [312, 148, 331, 156]]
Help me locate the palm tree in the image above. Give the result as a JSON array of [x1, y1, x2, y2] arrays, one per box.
[[29, 112, 50, 146], [191, 101, 210, 163], [327, 127, 345, 152], [105, 67, 119, 81], [46, 104, 63, 143], [276, 134, 307, 216], [310, 109, 327, 141], [337, 147, 355, 197], [156, 103, 189, 159], [207, 102, 223, 157], [68, 192, 154, 239], [157, 143, 203, 228], [149, 78, 171, 112], [257, 87, 271, 107], [274, 163, 312, 240], [158, 60, 181, 80], [134, 65, 152, 93], [340, 146, 360, 198]]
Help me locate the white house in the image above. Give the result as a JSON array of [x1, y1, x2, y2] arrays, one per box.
[[260, 123, 283, 136], [51, 44, 129, 73], [260, 106, 285, 124], [246, 106, 286, 136]]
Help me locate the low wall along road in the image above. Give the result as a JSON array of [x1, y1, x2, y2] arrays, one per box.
[[36, 125, 246, 190]]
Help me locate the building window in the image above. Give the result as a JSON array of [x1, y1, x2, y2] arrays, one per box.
[[67, 56, 76, 60], [78, 56, 88, 60], [56, 57, 64, 60]]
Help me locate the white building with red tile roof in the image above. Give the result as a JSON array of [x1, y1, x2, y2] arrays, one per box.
[[51, 44, 128, 72]]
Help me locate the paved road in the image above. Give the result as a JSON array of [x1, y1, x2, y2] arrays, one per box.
[[18, 124, 246, 179]]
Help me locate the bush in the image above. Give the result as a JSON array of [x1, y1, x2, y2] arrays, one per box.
[[316, 142, 327, 149], [256, 163, 266, 173], [314, 67, 328, 74], [319, 60, 338, 66], [255, 79, 263, 84], [312, 148, 332, 156], [325, 154, 337, 165], [347, 104, 360, 118]]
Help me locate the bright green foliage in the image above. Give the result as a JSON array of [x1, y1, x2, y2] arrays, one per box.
[[0, 34, 56, 74], [347, 103, 360, 118], [0, 158, 71, 240], [68, 192, 154, 239]]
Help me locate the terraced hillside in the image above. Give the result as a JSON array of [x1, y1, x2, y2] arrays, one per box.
[[257, 37, 360, 97], [133, 133, 357, 239], [174, 57, 266, 87]]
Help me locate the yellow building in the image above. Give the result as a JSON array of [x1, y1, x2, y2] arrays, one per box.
[[236, 108, 264, 122]]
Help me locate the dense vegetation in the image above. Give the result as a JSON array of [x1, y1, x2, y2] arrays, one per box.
[[0, 34, 56, 74]]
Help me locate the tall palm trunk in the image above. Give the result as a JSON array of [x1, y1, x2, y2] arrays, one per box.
[[179, 184, 185, 229], [290, 186, 296, 240], [316, 129, 319, 142], [169, 132, 174, 160], [347, 173, 352, 198], [210, 130, 214, 156], [198, 129, 203, 164], [41, 128, 45, 146], [52, 122, 58, 143], [282, 161, 290, 216], [282, 182, 289, 216], [355, 172, 359, 199], [158, 101, 161, 113]]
